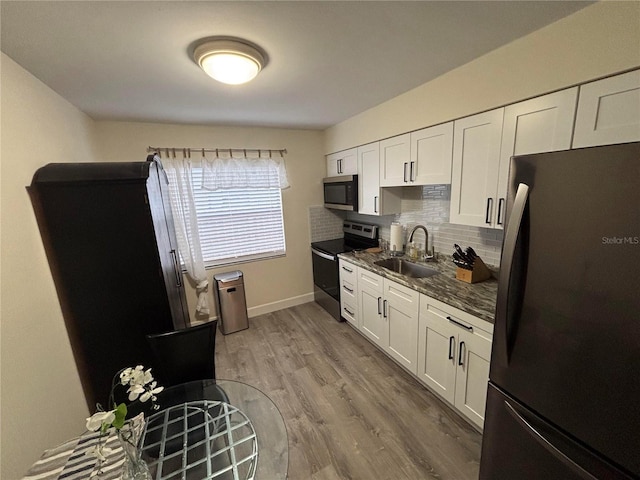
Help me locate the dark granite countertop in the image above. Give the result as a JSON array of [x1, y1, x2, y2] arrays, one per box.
[[338, 251, 498, 324]]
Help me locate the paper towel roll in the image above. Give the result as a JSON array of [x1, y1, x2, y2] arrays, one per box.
[[390, 223, 404, 253]]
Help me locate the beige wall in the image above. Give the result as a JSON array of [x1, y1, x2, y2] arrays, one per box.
[[93, 121, 325, 321], [325, 1, 640, 153], [1, 53, 96, 479]]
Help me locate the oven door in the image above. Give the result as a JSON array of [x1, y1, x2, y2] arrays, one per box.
[[311, 247, 339, 300]]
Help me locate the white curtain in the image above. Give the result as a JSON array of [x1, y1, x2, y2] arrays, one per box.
[[162, 157, 210, 316], [202, 156, 289, 190]]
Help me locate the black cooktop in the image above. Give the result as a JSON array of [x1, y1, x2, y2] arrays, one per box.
[[311, 238, 352, 256], [311, 221, 379, 256]]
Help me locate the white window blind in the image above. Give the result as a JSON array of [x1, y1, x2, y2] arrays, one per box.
[[174, 167, 286, 267]]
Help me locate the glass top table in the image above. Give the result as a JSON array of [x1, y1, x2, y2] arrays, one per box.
[[22, 379, 288, 480]]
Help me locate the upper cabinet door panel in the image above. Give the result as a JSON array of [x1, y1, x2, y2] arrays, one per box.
[[326, 148, 357, 177], [573, 70, 640, 148], [379, 133, 411, 186], [450, 108, 505, 228], [410, 122, 454, 185], [497, 87, 579, 206], [358, 142, 380, 215]]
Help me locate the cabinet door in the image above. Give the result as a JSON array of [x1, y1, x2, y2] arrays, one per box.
[[326, 148, 357, 176], [417, 303, 457, 404], [358, 142, 381, 215], [357, 268, 386, 347], [339, 260, 358, 327], [497, 88, 578, 228], [450, 108, 505, 228], [410, 122, 454, 185], [383, 279, 420, 374], [454, 326, 492, 429], [573, 69, 640, 148], [379, 133, 411, 186]]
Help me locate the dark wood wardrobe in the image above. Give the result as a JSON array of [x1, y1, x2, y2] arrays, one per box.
[[29, 156, 189, 410]]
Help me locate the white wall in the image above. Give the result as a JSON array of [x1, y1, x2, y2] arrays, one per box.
[[1, 53, 96, 479], [325, 1, 640, 153], [93, 121, 325, 320]]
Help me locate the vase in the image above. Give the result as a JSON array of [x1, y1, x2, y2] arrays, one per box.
[[117, 414, 152, 480]]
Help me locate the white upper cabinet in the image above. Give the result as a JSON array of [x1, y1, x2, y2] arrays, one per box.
[[450, 108, 505, 228], [326, 148, 357, 177], [496, 88, 579, 226], [358, 142, 401, 216], [452, 88, 579, 229], [379, 125, 453, 187], [410, 122, 454, 185], [573, 69, 640, 148], [379, 133, 411, 186]]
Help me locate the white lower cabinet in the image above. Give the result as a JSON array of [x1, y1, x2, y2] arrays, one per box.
[[417, 294, 493, 430], [339, 259, 359, 327], [357, 267, 420, 374]]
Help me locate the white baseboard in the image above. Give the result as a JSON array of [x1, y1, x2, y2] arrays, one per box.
[[205, 292, 315, 322]]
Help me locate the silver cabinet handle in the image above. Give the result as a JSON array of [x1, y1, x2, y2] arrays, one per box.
[[374, 196, 378, 213]]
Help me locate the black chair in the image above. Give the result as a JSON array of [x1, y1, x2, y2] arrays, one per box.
[[143, 321, 227, 460], [145, 320, 218, 386]]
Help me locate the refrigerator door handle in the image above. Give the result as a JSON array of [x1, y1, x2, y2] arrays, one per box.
[[504, 400, 600, 480], [496, 182, 529, 365]]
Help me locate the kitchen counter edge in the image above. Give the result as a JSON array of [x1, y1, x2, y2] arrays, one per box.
[[338, 251, 497, 324]]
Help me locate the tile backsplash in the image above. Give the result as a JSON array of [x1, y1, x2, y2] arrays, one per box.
[[308, 205, 344, 242], [309, 185, 504, 267]]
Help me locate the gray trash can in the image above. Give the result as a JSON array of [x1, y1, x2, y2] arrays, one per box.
[[213, 270, 249, 335]]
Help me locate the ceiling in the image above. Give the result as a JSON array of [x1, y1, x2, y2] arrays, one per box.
[[1, 1, 593, 130]]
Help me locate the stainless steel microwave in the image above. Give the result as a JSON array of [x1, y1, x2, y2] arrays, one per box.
[[323, 175, 358, 211]]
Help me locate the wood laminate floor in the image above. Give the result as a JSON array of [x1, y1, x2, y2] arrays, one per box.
[[215, 302, 482, 480]]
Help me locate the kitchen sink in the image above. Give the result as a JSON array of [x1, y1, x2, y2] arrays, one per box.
[[374, 258, 440, 279]]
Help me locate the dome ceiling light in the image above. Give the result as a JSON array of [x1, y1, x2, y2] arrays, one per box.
[[192, 37, 266, 85]]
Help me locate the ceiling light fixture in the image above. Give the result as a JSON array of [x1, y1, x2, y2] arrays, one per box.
[[193, 38, 266, 85]]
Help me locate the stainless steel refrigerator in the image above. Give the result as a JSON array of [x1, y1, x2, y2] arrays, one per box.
[[479, 142, 640, 480]]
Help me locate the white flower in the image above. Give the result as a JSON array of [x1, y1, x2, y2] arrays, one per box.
[[85, 444, 113, 462], [85, 410, 115, 431], [127, 383, 145, 402], [139, 381, 164, 402]]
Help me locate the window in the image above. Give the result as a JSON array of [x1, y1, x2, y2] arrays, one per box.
[[168, 166, 286, 268]]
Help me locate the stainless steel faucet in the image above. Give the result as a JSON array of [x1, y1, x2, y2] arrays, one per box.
[[408, 225, 434, 260]]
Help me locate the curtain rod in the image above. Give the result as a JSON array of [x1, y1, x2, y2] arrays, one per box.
[[147, 146, 287, 159]]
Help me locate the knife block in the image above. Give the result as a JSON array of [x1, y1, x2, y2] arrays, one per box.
[[456, 256, 492, 284]]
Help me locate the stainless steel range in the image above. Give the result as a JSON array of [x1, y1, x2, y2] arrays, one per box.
[[310, 221, 378, 321]]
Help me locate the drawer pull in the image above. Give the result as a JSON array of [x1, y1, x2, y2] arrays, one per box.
[[343, 286, 354, 294], [447, 316, 473, 332], [344, 307, 354, 316], [342, 266, 353, 273]]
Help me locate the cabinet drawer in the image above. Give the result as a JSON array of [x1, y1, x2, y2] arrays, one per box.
[[339, 260, 357, 283], [341, 279, 357, 303]]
